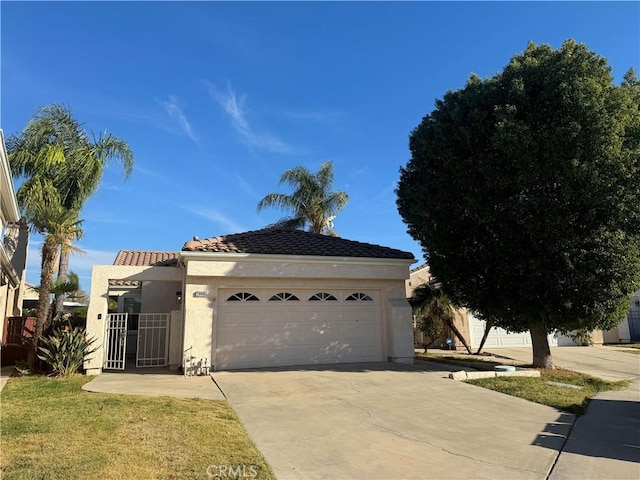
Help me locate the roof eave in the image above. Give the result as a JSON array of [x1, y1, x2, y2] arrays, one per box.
[[179, 251, 416, 267]]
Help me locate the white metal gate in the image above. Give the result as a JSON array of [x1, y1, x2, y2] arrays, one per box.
[[136, 313, 170, 367], [104, 313, 128, 370]]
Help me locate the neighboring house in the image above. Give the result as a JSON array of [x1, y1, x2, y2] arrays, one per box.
[[604, 290, 638, 343], [405, 263, 432, 298], [22, 282, 88, 315], [85, 228, 415, 374], [406, 264, 471, 350], [408, 262, 637, 349], [0, 129, 29, 346]]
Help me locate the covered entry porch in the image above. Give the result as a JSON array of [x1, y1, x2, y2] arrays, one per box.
[[104, 312, 173, 370], [85, 258, 183, 375]]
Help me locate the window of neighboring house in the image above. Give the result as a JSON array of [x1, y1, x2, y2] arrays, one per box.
[[227, 292, 260, 301], [308, 292, 337, 301], [269, 292, 300, 301]]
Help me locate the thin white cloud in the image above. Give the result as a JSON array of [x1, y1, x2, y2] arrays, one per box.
[[84, 213, 132, 226], [351, 180, 398, 214], [99, 181, 131, 193], [235, 174, 260, 199], [178, 204, 245, 235], [284, 108, 346, 124], [209, 82, 293, 154], [70, 249, 119, 271], [134, 165, 173, 184], [26, 243, 117, 288], [159, 96, 199, 145], [349, 166, 368, 178]]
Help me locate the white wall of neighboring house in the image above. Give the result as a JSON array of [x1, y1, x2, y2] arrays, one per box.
[[468, 313, 559, 349]]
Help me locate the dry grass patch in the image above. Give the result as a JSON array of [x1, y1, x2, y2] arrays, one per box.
[[607, 343, 640, 354], [1, 375, 273, 480], [468, 368, 629, 415], [416, 352, 507, 365]]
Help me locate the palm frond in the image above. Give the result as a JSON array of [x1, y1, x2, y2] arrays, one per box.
[[50, 271, 80, 296], [257, 192, 303, 213]]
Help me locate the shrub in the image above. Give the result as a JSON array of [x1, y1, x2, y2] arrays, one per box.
[[38, 325, 98, 376], [569, 328, 594, 346]]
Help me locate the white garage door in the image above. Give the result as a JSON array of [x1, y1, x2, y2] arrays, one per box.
[[216, 289, 384, 370], [469, 314, 558, 349]]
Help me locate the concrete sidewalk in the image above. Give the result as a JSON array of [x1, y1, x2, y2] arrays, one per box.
[[550, 381, 640, 479], [486, 346, 640, 479], [0, 365, 15, 392], [83, 371, 225, 400]]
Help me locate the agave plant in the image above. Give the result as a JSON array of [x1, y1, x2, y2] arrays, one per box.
[[38, 325, 98, 376]]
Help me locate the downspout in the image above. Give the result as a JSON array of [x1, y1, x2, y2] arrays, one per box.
[[178, 255, 187, 371]]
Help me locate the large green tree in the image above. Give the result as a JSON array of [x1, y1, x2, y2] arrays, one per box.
[[257, 161, 348, 235], [8, 104, 133, 363], [396, 40, 640, 368]]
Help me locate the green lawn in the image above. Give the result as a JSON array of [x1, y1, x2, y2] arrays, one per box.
[[1, 375, 274, 480], [468, 368, 629, 416]]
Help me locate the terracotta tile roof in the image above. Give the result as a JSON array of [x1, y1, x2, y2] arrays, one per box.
[[182, 228, 414, 260], [113, 250, 179, 267], [411, 263, 430, 273]]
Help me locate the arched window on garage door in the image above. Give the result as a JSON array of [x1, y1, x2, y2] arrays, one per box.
[[226, 292, 260, 301], [269, 292, 300, 301], [345, 293, 373, 301], [308, 292, 338, 301]]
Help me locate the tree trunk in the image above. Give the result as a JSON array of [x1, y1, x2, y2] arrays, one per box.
[[530, 322, 554, 368], [445, 318, 472, 354], [475, 319, 494, 354], [54, 240, 70, 319], [33, 240, 58, 370]]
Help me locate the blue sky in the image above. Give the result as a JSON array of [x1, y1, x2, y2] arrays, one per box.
[[1, 1, 638, 291]]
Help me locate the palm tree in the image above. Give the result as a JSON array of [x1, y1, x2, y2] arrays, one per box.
[[409, 282, 473, 354], [8, 104, 133, 317], [257, 161, 348, 235]]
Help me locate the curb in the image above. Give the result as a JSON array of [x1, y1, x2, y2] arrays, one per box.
[[415, 356, 515, 371], [449, 370, 541, 381]]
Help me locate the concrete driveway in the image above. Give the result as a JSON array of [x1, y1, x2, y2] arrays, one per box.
[[213, 362, 572, 479], [485, 346, 640, 381]]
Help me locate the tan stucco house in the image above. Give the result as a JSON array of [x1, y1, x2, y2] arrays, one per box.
[[85, 228, 416, 374], [0, 129, 29, 346]]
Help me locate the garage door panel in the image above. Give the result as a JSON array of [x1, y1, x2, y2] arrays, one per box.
[[216, 289, 384, 369], [216, 345, 381, 370]]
